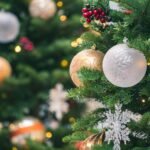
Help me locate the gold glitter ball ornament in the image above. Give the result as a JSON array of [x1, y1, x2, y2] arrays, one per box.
[[69, 49, 104, 87], [29, 0, 56, 20], [0, 57, 12, 83]]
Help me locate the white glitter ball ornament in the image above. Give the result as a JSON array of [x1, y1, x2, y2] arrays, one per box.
[[0, 11, 20, 43], [29, 0, 56, 20], [103, 44, 147, 88]]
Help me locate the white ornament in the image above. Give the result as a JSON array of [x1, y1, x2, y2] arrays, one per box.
[[97, 104, 146, 150], [0, 11, 20, 43], [29, 0, 56, 20], [84, 98, 105, 113], [103, 44, 147, 87], [48, 83, 69, 120], [109, 1, 124, 11]]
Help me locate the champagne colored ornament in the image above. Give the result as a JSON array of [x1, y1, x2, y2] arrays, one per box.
[[78, 131, 105, 150], [70, 49, 104, 87], [29, 0, 56, 20], [0, 11, 20, 43], [103, 44, 147, 87], [0, 57, 11, 83], [10, 117, 45, 145]]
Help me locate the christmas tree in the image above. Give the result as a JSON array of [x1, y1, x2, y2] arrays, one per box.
[[64, 0, 150, 150], [0, 0, 83, 149]]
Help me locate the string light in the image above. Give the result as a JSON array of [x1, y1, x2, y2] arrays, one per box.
[[12, 147, 18, 150], [147, 62, 150, 66], [14, 45, 22, 53], [57, 1, 63, 7], [60, 15, 67, 22], [76, 38, 83, 44], [141, 99, 146, 103], [71, 41, 78, 47], [60, 59, 69, 68], [45, 131, 53, 139]]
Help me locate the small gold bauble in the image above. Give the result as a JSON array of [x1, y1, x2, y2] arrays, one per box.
[[29, 0, 56, 20], [69, 49, 104, 87], [0, 57, 11, 83]]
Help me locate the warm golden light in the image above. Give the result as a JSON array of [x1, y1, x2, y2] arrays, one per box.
[[71, 41, 78, 47], [60, 15, 67, 22], [45, 131, 53, 138], [61, 59, 69, 67], [14, 45, 22, 53], [142, 99, 146, 103], [57, 1, 63, 7], [76, 38, 83, 44]]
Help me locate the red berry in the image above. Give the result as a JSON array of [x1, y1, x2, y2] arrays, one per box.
[[83, 12, 89, 18], [19, 37, 29, 44], [86, 18, 91, 23], [88, 10, 93, 16], [95, 15, 100, 20], [93, 9, 98, 15], [101, 11, 105, 16], [82, 8, 88, 13], [97, 8, 102, 13]]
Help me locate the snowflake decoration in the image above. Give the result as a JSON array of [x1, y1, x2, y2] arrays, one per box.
[[49, 83, 69, 120], [97, 104, 146, 150]]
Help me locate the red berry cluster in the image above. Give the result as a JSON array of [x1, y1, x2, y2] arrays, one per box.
[[19, 37, 34, 51], [82, 5, 109, 24]]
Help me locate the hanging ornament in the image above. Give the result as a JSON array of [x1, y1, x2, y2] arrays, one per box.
[[0, 57, 12, 83], [48, 83, 69, 121], [103, 44, 147, 88], [0, 11, 20, 43], [70, 49, 104, 87], [96, 103, 147, 150], [10, 117, 45, 145], [19, 37, 34, 51], [29, 0, 56, 20], [77, 131, 105, 150]]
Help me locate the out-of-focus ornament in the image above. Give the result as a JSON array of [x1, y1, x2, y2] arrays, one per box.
[[29, 0, 56, 20], [49, 83, 69, 120], [85, 98, 105, 114], [0, 11, 20, 43], [0, 57, 12, 83], [70, 49, 104, 87], [77, 131, 105, 150], [19, 37, 34, 51], [103, 44, 147, 88], [109, 1, 132, 15], [10, 117, 45, 145]]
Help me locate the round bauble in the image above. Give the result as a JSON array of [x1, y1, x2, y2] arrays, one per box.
[[103, 44, 147, 88], [29, 0, 56, 20], [10, 117, 45, 145], [0, 57, 12, 83], [70, 49, 104, 87], [0, 11, 20, 43]]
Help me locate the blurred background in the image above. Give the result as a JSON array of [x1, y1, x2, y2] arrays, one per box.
[[0, 0, 86, 149]]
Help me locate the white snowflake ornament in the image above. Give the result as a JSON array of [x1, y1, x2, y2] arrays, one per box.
[[97, 104, 145, 150], [49, 83, 69, 120], [104, 104, 131, 150]]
